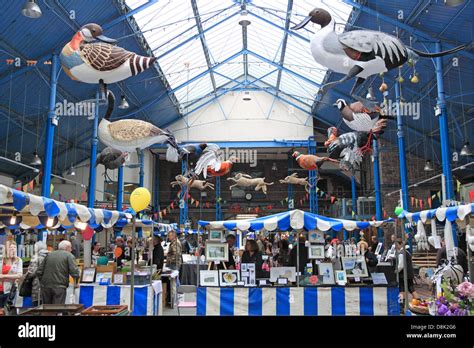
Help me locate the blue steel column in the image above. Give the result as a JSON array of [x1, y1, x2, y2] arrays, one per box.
[[351, 175, 357, 217], [308, 137, 318, 213], [179, 160, 188, 226], [372, 139, 383, 240], [435, 41, 457, 246], [395, 81, 410, 211], [41, 54, 59, 198], [153, 155, 160, 218], [139, 150, 144, 187], [215, 176, 222, 220], [287, 154, 293, 209], [116, 165, 124, 211], [87, 90, 100, 207]]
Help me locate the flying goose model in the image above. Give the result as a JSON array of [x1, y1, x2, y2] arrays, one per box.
[[60, 23, 156, 85], [292, 8, 467, 95], [98, 92, 180, 162]]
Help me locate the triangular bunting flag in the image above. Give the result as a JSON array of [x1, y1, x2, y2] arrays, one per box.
[[436, 191, 441, 200], [427, 197, 432, 208], [195, 201, 199, 208], [330, 196, 336, 204], [411, 196, 415, 206], [456, 180, 461, 192], [419, 200, 423, 209], [170, 202, 174, 210]]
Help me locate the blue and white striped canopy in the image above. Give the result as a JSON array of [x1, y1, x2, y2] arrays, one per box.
[[399, 203, 474, 223], [198, 209, 393, 232], [0, 184, 132, 230]]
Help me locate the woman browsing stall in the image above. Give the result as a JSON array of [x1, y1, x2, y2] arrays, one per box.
[[0, 241, 23, 307]]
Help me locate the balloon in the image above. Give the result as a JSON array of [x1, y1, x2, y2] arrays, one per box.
[[394, 206, 403, 216], [82, 225, 94, 240], [130, 187, 151, 212], [114, 247, 123, 258]]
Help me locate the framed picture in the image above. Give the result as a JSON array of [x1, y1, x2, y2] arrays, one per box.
[[219, 270, 240, 287], [335, 270, 347, 285], [308, 230, 325, 243], [96, 272, 113, 284], [209, 230, 224, 241], [113, 273, 126, 285], [205, 242, 229, 262], [199, 270, 219, 287], [318, 263, 335, 285], [81, 267, 96, 283], [240, 263, 256, 286], [308, 245, 325, 259], [374, 242, 383, 255], [269, 267, 296, 283], [341, 256, 369, 278]]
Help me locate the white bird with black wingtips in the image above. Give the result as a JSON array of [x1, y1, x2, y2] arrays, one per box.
[[292, 8, 467, 96]]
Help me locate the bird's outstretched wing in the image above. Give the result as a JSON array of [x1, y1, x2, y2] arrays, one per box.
[[195, 148, 220, 179], [80, 43, 134, 71], [338, 30, 407, 64], [107, 119, 164, 142]]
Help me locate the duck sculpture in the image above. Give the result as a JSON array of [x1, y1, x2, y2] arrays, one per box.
[[292, 151, 338, 171], [334, 98, 390, 133], [98, 91, 180, 162], [292, 8, 467, 95], [60, 23, 156, 85]]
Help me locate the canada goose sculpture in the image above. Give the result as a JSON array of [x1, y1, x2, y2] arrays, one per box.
[[292, 8, 467, 96]]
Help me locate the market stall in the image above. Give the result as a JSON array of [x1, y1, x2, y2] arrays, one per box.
[[196, 209, 398, 316]]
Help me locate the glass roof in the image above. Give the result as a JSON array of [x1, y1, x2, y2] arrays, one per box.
[[126, 0, 353, 114]]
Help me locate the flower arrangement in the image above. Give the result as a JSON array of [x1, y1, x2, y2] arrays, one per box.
[[433, 281, 473, 316]]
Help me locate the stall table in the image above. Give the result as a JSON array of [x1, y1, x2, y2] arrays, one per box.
[[16, 282, 162, 316], [197, 285, 399, 316], [180, 263, 208, 285]]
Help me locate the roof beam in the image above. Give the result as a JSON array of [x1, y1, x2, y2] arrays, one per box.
[[275, 0, 294, 94], [341, 0, 474, 61], [191, 0, 217, 92], [247, 11, 310, 43], [104, 0, 160, 30]]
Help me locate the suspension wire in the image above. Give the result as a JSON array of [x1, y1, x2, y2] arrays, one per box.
[[20, 72, 28, 157], [456, 60, 468, 142], [5, 71, 13, 156]]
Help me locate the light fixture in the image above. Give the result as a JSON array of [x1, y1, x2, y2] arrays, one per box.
[[423, 160, 434, 171], [271, 162, 277, 171], [460, 142, 473, 156], [46, 217, 54, 228], [118, 95, 129, 109], [243, 97, 252, 101], [30, 151, 42, 166], [68, 166, 76, 176], [21, 0, 42, 18], [238, 9, 251, 26], [10, 212, 17, 225], [444, 0, 465, 6]]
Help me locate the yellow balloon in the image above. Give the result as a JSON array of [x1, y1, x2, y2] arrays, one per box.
[[130, 187, 151, 212]]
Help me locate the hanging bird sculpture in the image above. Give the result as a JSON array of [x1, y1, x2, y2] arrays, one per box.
[[179, 143, 221, 177], [292, 151, 339, 171], [98, 91, 181, 161], [324, 127, 377, 171], [334, 98, 390, 133], [292, 8, 467, 97], [60, 23, 155, 85], [199, 156, 238, 178], [96, 147, 128, 181]]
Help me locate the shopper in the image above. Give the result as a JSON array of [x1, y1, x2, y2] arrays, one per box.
[[369, 235, 379, 253], [436, 238, 468, 274], [395, 239, 419, 308], [290, 234, 310, 275], [26, 241, 49, 306], [37, 240, 80, 305], [70, 235, 81, 258], [218, 234, 236, 270], [0, 241, 23, 307], [241, 240, 264, 278], [92, 242, 101, 265], [151, 236, 164, 272], [96, 248, 109, 266], [256, 234, 266, 253], [166, 231, 182, 270], [275, 239, 291, 266]]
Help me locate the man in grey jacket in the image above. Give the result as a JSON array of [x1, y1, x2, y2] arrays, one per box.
[[37, 240, 80, 304]]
